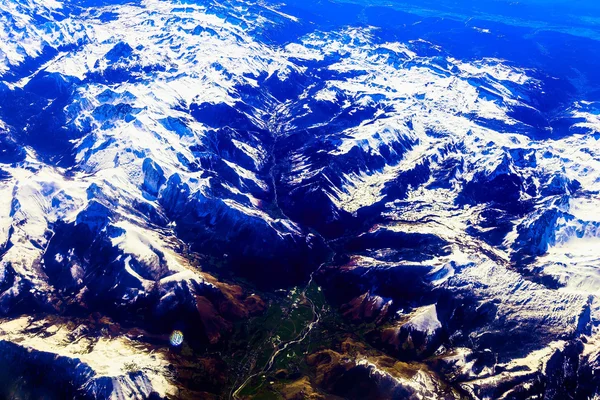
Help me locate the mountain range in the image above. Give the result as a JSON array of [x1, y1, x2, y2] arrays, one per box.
[[0, 0, 599, 398]]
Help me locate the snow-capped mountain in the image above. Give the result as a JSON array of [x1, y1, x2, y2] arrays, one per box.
[[0, 0, 599, 398]]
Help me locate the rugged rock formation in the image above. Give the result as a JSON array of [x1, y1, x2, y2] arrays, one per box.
[[306, 337, 463, 400], [0, 0, 598, 398]]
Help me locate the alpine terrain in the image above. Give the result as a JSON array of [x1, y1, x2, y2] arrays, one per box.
[[0, 0, 599, 398]]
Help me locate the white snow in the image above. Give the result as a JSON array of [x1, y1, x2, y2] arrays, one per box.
[[405, 304, 442, 335], [0, 316, 176, 398]]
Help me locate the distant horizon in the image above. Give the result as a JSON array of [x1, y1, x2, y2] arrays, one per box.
[[314, 0, 600, 41]]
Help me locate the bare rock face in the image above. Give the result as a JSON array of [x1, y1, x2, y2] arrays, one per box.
[[306, 337, 462, 400], [142, 158, 166, 197], [341, 291, 392, 324], [376, 305, 444, 360]]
